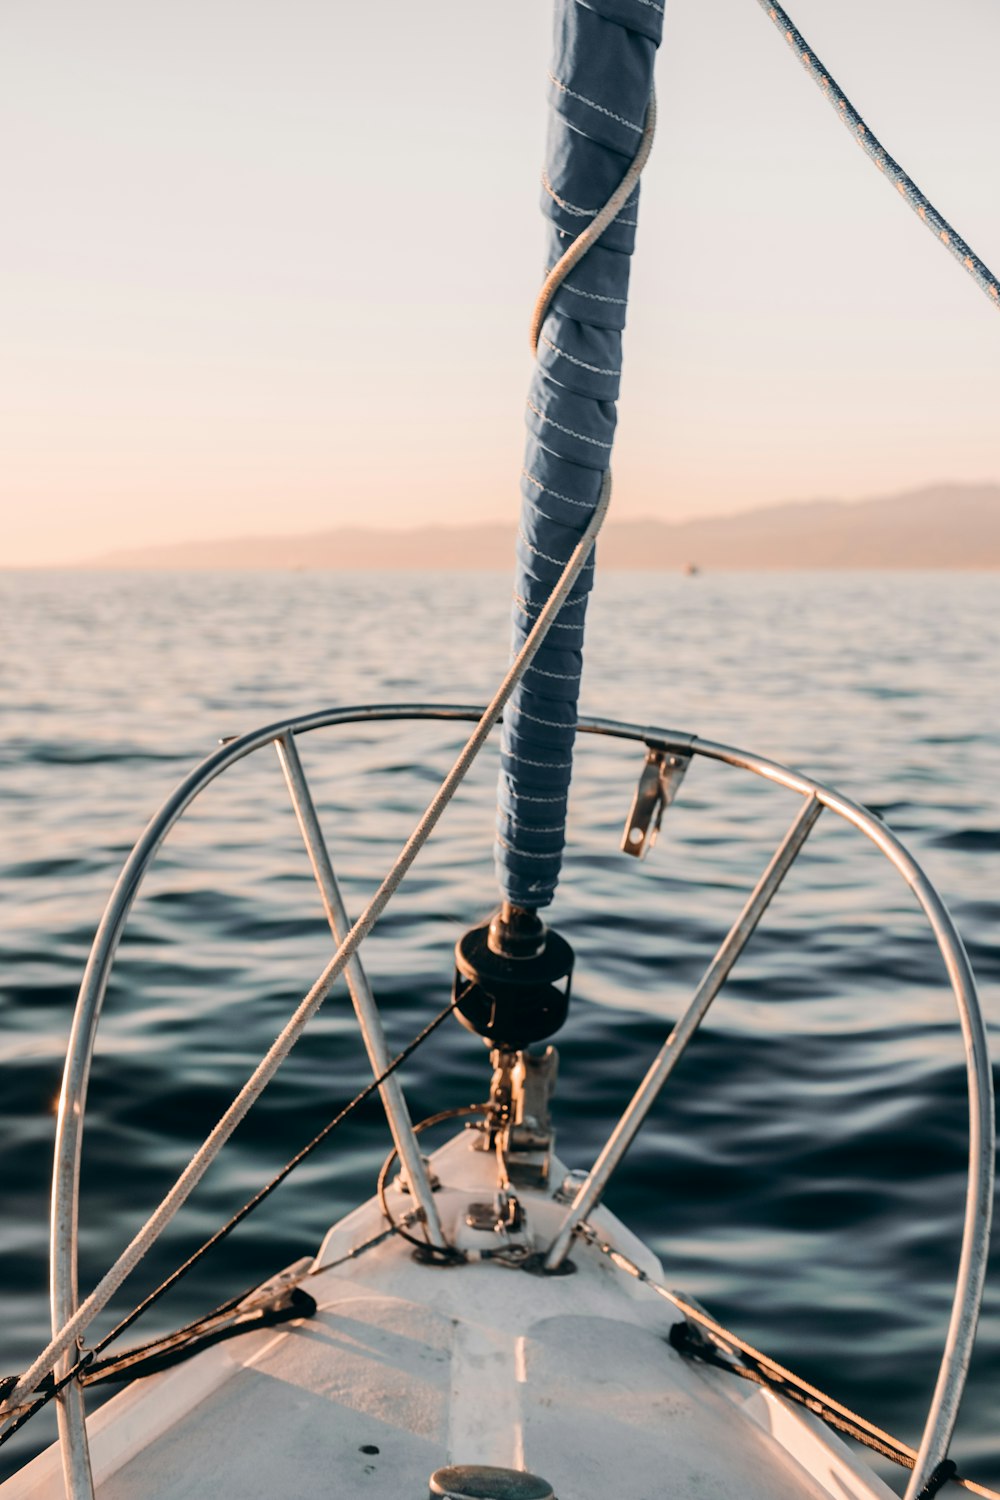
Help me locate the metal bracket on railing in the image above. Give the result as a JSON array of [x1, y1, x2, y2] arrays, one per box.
[[621, 746, 691, 858]]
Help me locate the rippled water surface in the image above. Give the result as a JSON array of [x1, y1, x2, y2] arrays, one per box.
[[2, 569, 998, 1488]]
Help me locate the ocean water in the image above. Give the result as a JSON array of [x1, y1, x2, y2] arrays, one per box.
[[1, 568, 998, 1489]]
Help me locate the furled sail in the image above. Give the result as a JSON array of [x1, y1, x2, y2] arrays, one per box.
[[495, 0, 662, 909]]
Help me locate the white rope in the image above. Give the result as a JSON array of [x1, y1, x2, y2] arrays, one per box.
[[1, 473, 612, 1419], [530, 88, 658, 353]]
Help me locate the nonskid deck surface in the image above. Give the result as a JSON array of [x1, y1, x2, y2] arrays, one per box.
[[6, 1136, 895, 1500]]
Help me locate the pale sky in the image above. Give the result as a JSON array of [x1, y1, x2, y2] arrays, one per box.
[[3, 0, 998, 567]]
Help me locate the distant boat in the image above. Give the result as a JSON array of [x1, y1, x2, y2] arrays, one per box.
[[683, 561, 700, 576]]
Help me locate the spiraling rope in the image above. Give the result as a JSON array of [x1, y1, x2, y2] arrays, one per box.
[[0, 82, 661, 1421], [530, 89, 657, 352], [580, 1224, 1000, 1500], [757, 1, 1000, 312]]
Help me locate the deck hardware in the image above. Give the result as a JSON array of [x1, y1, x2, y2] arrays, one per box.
[[396, 1157, 441, 1195], [453, 910, 574, 1050], [472, 1047, 516, 1155], [464, 1190, 524, 1236], [500, 1048, 558, 1186], [622, 745, 691, 858], [429, 1463, 554, 1499], [477, 1047, 558, 1186], [488, 902, 547, 958], [554, 1167, 589, 1205], [79, 1285, 317, 1387], [464, 1201, 499, 1233]]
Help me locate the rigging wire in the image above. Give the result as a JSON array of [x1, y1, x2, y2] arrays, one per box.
[[88, 1221, 411, 1392], [757, 1, 1000, 311], [580, 1223, 1000, 1500], [0, 998, 457, 1444], [78, 1220, 410, 1391]]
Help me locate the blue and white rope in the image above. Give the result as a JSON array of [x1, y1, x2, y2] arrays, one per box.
[[758, 1, 1000, 311]]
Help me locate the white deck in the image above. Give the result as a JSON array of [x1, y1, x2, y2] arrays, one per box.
[[5, 1135, 897, 1500]]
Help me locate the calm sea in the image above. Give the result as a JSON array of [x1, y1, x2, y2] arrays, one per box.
[[2, 569, 998, 1488]]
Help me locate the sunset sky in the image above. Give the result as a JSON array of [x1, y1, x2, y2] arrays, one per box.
[[3, 0, 998, 567]]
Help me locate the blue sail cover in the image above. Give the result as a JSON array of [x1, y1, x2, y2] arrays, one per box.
[[495, 0, 663, 909]]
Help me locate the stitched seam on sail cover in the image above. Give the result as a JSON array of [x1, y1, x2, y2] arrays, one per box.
[[552, 279, 627, 307], [540, 334, 621, 376], [514, 590, 588, 614], [512, 618, 580, 635], [521, 489, 600, 530], [496, 835, 564, 860], [511, 706, 577, 731], [541, 171, 638, 225], [519, 529, 593, 569], [503, 792, 568, 803], [523, 665, 579, 682], [521, 469, 594, 510], [500, 818, 567, 833], [502, 755, 574, 770], [547, 71, 644, 133], [526, 400, 613, 449]]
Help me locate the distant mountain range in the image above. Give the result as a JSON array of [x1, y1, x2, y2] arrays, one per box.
[[82, 482, 1000, 570]]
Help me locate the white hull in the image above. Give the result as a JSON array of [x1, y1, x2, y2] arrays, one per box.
[[4, 1132, 896, 1500]]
